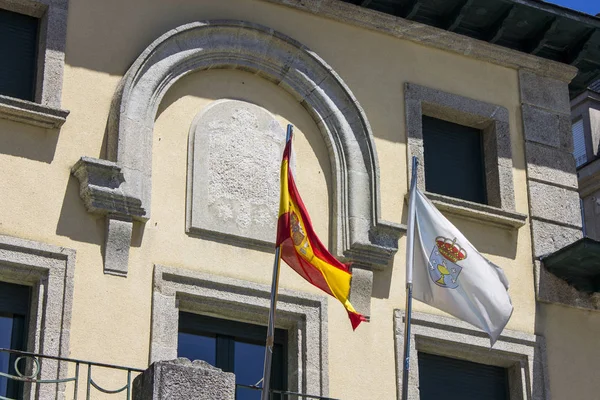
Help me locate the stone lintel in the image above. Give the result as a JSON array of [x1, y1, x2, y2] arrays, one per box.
[[132, 358, 235, 400]]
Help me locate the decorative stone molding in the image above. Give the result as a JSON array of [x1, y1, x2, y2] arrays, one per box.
[[71, 157, 145, 218], [71, 157, 143, 275], [393, 311, 549, 400], [0, 95, 69, 128], [0, 234, 75, 400], [151, 265, 328, 397], [425, 192, 527, 229], [404, 82, 518, 220], [74, 21, 403, 288], [133, 359, 236, 400], [260, 0, 577, 83], [0, 0, 70, 126]]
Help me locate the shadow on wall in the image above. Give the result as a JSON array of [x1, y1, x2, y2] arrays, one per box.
[[55, 174, 105, 245], [0, 120, 58, 163]]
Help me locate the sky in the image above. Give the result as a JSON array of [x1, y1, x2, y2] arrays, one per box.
[[545, 0, 600, 16]]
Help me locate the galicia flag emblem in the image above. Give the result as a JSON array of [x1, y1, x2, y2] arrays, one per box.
[[427, 236, 467, 289]]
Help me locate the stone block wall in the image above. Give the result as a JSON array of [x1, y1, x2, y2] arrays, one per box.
[[519, 70, 585, 308], [520, 70, 583, 259]]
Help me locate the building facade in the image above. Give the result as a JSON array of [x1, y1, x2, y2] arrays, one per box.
[[0, 0, 598, 399]]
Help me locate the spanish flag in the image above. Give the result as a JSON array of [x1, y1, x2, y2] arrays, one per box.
[[276, 131, 367, 330]]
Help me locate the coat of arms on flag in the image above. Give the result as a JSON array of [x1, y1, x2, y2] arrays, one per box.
[[428, 236, 467, 289]]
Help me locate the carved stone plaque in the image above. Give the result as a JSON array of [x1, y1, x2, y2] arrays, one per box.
[[187, 99, 288, 247]]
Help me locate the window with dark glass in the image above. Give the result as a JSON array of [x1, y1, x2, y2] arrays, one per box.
[[418, 352, 509, 400], [0, 281, 30, 399], [178, 313, 287, 400], [0, 9, 39, 101], [422, 116, 487, 204]]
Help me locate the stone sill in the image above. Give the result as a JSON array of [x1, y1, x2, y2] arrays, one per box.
[[422, 192, 528, 229], [0, 95, 69, 129]]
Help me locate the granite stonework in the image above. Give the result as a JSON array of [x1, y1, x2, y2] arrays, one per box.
[[132, 359, 235, 400], [74, 21, 403, 312], [104, 216, 133, 276], [151, 265, 329, 397], [519, 69, 584, 309], [535, 261, 600, 312], [0, 0, 70, 127], [393, 311, 549, 400], [404, 82, 518, 216], [187, 100, 288, 248], [0, 234, 75, 400]]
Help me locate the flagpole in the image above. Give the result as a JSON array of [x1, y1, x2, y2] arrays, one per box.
[[401, 156, 418, 400], [260, 124, 293, 400]]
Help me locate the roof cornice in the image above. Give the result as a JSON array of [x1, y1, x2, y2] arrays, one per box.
[[262, 0, 578, 83]]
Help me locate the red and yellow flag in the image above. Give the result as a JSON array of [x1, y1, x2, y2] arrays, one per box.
[[276, 132, 367, 330]]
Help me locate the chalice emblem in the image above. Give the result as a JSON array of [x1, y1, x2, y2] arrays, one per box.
[[427, 237, 467, 289]]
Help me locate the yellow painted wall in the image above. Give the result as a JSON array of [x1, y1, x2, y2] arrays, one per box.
[[0, 0, 546, 398], [538, 303, 600, 400]]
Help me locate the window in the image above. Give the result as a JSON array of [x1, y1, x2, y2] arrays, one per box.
[[418, 352, 509, 400], [572, 119, 587, 167], [422, 116, 487, 204], [178, 312, 287, 400], [0, 281, 30, 399], [0, 9, 38, 101]]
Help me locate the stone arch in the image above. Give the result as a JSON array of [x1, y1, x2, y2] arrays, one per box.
[[73, 20, 402, 277]]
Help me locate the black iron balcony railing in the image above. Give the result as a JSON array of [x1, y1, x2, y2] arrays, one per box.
[[0, 348, 144, 400], [0, 348, 338, 400]]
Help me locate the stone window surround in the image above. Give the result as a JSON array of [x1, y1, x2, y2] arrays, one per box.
[[0, 0, 69, 128], [150, 264, 329, 397], [393, 311, 549, 400], [0, 234, 75, 399], [405, 83, 527, 229]]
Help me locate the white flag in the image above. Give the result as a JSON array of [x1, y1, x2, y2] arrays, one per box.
[[410, 188, 513, 345]]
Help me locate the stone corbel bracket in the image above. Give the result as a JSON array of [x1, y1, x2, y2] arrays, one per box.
[[72, 21, 405, 315], [72, 157, 146, 276]]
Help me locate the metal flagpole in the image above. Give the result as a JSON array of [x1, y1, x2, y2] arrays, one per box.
[[401, 156, 418, 400], [260, 124, 293, 400]]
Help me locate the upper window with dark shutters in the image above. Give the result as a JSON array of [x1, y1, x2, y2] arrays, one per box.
[[0, 9, 38, 101], [422, 116, 487, 205], [0, 0, 69, 129]]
